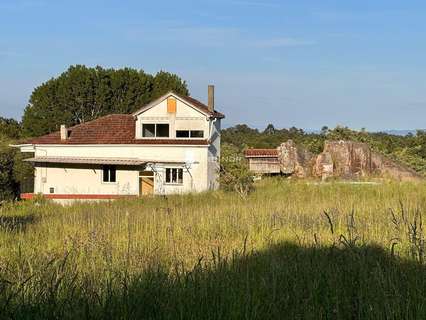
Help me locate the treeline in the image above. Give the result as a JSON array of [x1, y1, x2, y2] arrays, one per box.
[[222, 124, 426, 175], [22, 65, 188, 137], [0, 65, 189, 200]]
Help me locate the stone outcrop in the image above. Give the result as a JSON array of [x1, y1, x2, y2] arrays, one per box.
[[317, 141, 374, 179], [275, 140, 422, 181], [277, 140, 315, 178], [313, 152, 334, 180], [370, 152, 420, 181]]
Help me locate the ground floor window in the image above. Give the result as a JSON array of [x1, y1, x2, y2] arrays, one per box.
[[102, 165, 116, 182], [165, 168, 183, 184]]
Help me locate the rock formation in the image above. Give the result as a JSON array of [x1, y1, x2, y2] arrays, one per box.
[[277, 140, 315, 178], [312, 141, 374, 179], [313, 152, 334, 180], [275, 140, 422, 181], [370, 152, 420, 181]]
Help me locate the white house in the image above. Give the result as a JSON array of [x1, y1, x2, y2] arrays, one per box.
[[14, 86, 224, 201]]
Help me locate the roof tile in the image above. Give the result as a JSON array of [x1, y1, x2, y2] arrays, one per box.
[[24, 114, 209, 145], [244, 149, 279, 157]]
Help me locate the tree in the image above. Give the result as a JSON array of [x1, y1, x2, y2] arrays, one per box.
[[264, 124, 276, 135], [22, 65, 189, 137], [219, 143, 254, 197], [0, 138, 19, 200], [151, 71, 189, 100], [320, 126, 329, 136], [0, 145, 17, 201], [0, 117, 21, 139]]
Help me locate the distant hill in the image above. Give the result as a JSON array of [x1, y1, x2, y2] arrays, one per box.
[[380, 130, 419, 136], [305, 129, 423, 136]]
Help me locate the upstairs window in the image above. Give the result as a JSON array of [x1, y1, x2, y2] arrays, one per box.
[[142, 124, 155, 137], [142, 124, 169, 138], [157, 124, 169, 137], [165, 168, 183, 184], [103, 165, 116, 183], [176, 130, 189, 138], [190, 130, 204, 138], [176, 130, 204, 138]]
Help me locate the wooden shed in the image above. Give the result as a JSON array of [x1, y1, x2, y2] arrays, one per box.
[[244, 149, 280, 174]]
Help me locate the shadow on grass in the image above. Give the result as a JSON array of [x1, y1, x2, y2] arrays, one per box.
[[0, 214, 37, 232], [3, 242, 426, 319]]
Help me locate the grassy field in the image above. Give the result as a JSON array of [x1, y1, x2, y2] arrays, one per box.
[[0, 178, 425, 319]]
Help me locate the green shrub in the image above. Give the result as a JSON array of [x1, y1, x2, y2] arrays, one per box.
[[219, 143, 254, 197], [0, 136, 33, 201]]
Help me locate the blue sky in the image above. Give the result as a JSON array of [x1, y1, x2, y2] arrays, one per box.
[[1, 0, 426, 131]]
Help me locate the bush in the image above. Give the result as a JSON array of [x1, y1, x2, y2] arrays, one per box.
[[0, 136, 34, 201], [219, 143, 254, 197], [0, 142, 18, 201], [0, 117, 21, 139]]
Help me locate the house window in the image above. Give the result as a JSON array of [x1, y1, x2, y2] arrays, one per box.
[[165, 168, 183, 184], [176, 130, 190, 138], [176, 130, 204, 138], [103, 165, 116, 183], [190, 130, 204, 138], [157, 124, 169, 137], [142, 124, 155, 137], [142, 124, 169, 138]]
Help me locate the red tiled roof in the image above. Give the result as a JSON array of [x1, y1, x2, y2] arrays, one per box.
[[24, 114, 209, 145], [174, 93, 225, 119], [244, 148, 279, 157]]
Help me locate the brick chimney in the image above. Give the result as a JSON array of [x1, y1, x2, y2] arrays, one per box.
[[60, 124, 68, 140], [208, 85, 214, 112]]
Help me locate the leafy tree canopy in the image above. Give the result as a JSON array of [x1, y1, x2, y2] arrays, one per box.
[[22, 65, 189, 137], [0, 117, 21, 139]]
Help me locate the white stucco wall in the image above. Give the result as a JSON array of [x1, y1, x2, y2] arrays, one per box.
[[135, 96, 209, 139], [34, 164, 139, 195], [32, 144, 209, 196]]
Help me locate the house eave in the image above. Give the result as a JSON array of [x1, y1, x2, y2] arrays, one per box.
[[132, 92, 223, 119], [27, 143, 210, 148], [24, 156, 188, 166]]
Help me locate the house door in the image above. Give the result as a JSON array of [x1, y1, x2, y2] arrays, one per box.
[[139, 171, 154, 196]]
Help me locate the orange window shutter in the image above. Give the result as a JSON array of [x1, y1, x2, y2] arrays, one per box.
[[167, 98, 177, 113]]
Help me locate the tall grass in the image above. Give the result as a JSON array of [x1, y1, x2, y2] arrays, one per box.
[[0, 178, 425, 319]]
